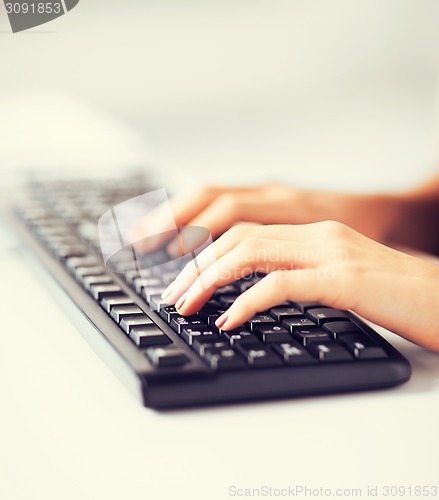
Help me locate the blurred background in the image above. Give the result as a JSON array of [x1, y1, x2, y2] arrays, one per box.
[[1, 0, 439, 192]]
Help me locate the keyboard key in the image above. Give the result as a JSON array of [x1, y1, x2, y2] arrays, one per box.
[[133, 277, 162, 294], [204, 346, 247, 371], [339, 334, 387, 359], [292, 328, 330, 347], [216, 284, 240, 295], [100, 296, 134, 313], [55, 244, 88, 259], [110, 305, 144, 323], [170, 316, 206, 334], [269, 307, 302, 322], [66, 256, 98, 271], [221, 329, 260, 346], [306, 307, 349, 326], [75, 266, 106, 279], [281, 317, 316, 332], [308, 341, 353, 362], [129, 327, 171, 347], [149, 296, 168, 312], [272, 341, 318, 365], [181, 327, 219, 346], [235, 344, 283, 368], [254, 325, 291, 343], [246, 314, 276, 331], [218, 294, 240, 308], [83, 275, 113, 290], [193, 340, 228, 357], [143, 286, 167, 303], [159, 306, 179, 323], [146, 348, 190, 368], [120, 315, 154, 334], [323, 321, 362, 340], [90, 284, 123, 300], [290, 301, 322, 313], [198, 306, 227, 326]]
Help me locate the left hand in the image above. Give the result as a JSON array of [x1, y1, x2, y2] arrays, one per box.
[[162, 221, 439, 351]]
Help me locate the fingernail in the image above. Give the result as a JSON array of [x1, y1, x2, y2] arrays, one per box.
[[215, 313, 228, 329], [161, 282, 175, 301], [175, 292, 188, 311]]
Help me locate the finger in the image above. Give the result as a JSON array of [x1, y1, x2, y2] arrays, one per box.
[[165, 189, 291, 256], [174, 238, 330, 315], [131, 185, 258, 252], [215, 268, 331, 331], [163, 223, 334, 305]]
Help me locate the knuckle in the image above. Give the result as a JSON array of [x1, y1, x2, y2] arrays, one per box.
[[319, 220, 349, 240], [239, 237, 264, 252]]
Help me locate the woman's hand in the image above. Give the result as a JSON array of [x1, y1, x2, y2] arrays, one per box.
[[131, 183, 402, 256], [162, 221, 439, 351]]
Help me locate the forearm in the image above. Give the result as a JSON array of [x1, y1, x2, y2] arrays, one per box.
[[384, 191, 439, 254]]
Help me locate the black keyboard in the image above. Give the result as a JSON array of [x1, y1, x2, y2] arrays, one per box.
[[9, 175, 412, 408]]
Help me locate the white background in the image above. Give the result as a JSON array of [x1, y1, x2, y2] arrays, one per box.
[[0, 2, 439, 499]]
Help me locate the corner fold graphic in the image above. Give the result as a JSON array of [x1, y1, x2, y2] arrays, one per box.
[[3, 0, 80, 33], [64, 0, 79, 11]]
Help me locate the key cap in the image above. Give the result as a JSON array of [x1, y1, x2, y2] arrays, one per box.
[[143, 287, 167, 303], [75, 266, 106, 279], [306, 307, 349, 326], [110, 305, 144, 323], [272, 341, 318, 365], [308, 341, 353, 362], [292, 328, 330, 347], [221, 329, 260, 346], [90, 284, 123, 301], [83, 275, 113, 290], [235, 344, 283, 368], [170, 316, 206, 334], [129, 327, 171, 347], [66, 256, 98, 272], [146, 348, 190, 367], [246, 314, 276, 331], [149, 296, 168, 312], [198, 306, 227, 326], [119, 315, 154, 333], [124, 270, 141, 283], [339, 334, 387, 359], [216, 284, 240, 295], [56, 244, 88, 259], [133, 277, 162, 294], [218, 294, 240, 308], [204, 346, 247, 371], [193, 340, 228, 357], [269, 307, 302, 322], [254, 324, 291, 343], [159, 305, 179, 323], [100, 296, 134, 313], [290, 301, 322, 313], [281, 317, 316, 332], [323, 321, 362, 340], [181, 327, 220, 346]]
